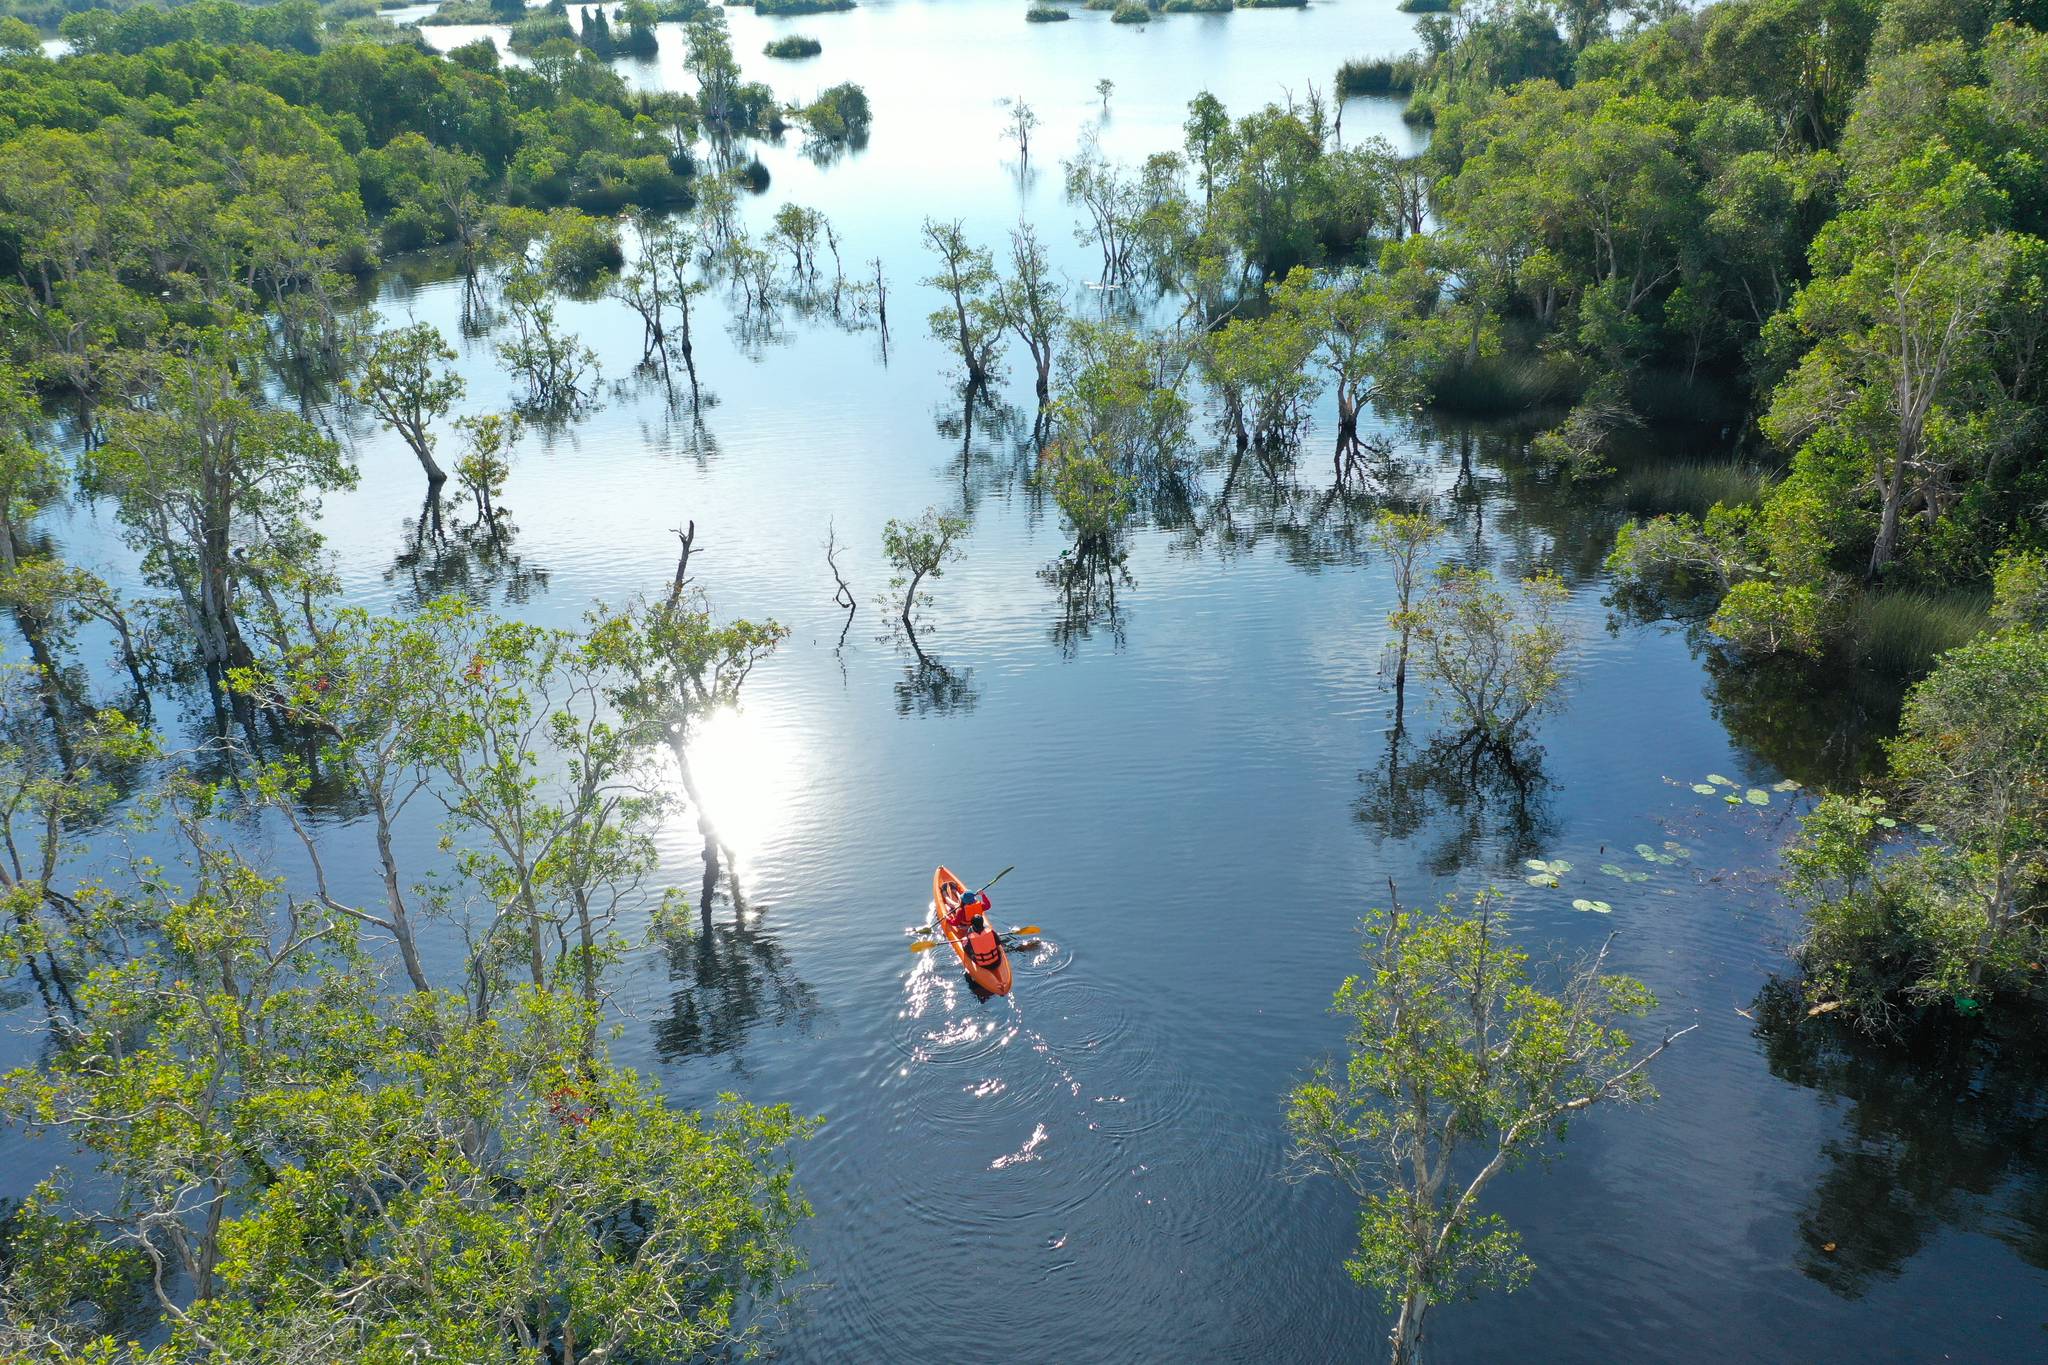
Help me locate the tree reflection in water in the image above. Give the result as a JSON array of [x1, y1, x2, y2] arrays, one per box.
[[894, 658, 979, 716], [654, 904, 821, 1073], [934, 385, 1030, 515], [1752, 981, 2048, 1294], [1354, 730, 1557, 880], [1042, 543, 1130, 656], [385, 496, 549, 610]]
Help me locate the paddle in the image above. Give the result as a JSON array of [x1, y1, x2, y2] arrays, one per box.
[[971, 865, 1016, 897], [909, 927, 1041, 953]]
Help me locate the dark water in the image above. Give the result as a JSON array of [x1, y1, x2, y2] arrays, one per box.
[[10, 2, 2048, 1359]]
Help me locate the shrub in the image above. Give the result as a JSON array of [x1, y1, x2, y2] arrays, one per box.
[[764, 34, 822, 56], [799, 82, 871, 143], [1162, 0, 1233, 10], [1236, 0, 1306, 7], [1025, 3, 1071, 17], [1991, 549, 2048, 630], [753, 0, 853, 13], [1787, 795, 2009, 1030], [1396, 0, 1450, 10], [1110, 1, 1149, 20], [1710, 580, 1829, 659]]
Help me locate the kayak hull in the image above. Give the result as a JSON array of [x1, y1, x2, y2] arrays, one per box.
[[933, 865, 1013, 996]]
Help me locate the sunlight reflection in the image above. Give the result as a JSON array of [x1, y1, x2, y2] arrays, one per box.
[[683, 704, 795, 857]]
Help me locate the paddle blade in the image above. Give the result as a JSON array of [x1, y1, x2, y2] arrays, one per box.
[[909, 939, 947, 953], [1009, 925, 1040, 936]]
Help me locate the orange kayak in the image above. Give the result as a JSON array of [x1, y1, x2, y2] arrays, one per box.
[[933, 865, 1013, 996]]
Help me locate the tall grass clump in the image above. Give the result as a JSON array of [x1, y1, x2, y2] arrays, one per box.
[[1849, 590, 1991, 677], [1619, 460, 1776, 518], [1336, 54, 1424, 96], [1429, 352, 1581, 413]]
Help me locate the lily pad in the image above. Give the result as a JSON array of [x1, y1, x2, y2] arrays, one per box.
[[1917, 823, 1937, 834], [1525, 858, 1572, 877], [1691, 783, 1718, 795], [1634, 843, 1657, 859], [1599, 863, 1649, 883], [1526, 873, 1560, 888], [1707, 774, 1735, 786], [1571, 898, 1613, 914], [1772, 778, 1801, 792], [1663, 842, 1693, 859], [1875, 816, 1897, 828], [1744, 789, 1771, 805], [1724, 794, 1743, 804]]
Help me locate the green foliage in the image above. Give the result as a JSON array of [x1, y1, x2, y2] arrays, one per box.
[[1052, 317, 1193, 480], [1890, 625, 2048, 925], [1287, 892, 1672, 1361], [1041, 423, 1136, 552], [60, 0, 323, 57], [1990, 550, 2048, 631], [496, 257, 601, 413], [798, 81, 872, 144], [1787, 794, 2020, 1029], [454, 411, 519, 525], [1412, 566, 1571, 753], [1025, 4, 1070, 19], [1710, 579, 1830, 659], [881, 507, 969, 660], [344, 321, 464, 484], [921, 218, 1004, 388], [1110, 1, 1148, 20], [765, 33, 822, 56], [1789, 626, 2048, 1028]]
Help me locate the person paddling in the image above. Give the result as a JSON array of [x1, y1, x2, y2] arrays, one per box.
[[948, 887, 990, 934], [964, 913, 1003, 971]]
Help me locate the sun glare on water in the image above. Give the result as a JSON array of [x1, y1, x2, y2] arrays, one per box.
[[681, 704, 798, 859]]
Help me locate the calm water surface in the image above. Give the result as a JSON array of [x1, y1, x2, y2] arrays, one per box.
[[11, 2, 2048, 1359]]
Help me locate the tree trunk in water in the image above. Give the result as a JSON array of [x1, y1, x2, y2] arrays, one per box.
[[1390, 1291, 1427, 1365]]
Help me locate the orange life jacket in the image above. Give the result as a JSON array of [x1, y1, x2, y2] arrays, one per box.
[[967, 928, 1002, 969]]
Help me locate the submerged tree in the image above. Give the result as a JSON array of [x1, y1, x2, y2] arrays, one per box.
[[1288, 891, 1690, 1365], [498, 260, 601, 413], [881, 507, 968, 667], [343, 322, 465, 490], [920, 219, 1005, 392], [1367, 509, 1444, 730], [454, 412, 520, 532], [998, 222, 1066, 406], [1411, 567, 1571, 760], [84, 331, 355, 700], [1003, 96, 1040, 162], [0, 806, 814, 1363]]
